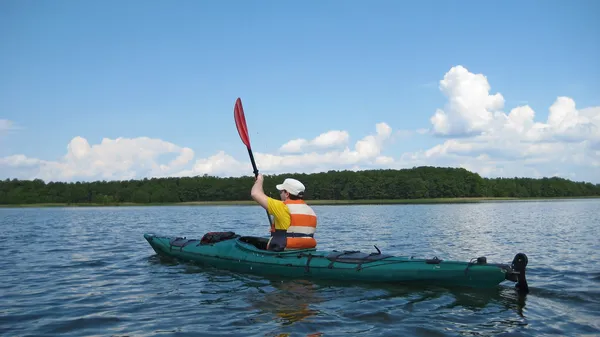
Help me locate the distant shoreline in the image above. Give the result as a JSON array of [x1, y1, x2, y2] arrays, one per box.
[[1, 196, 599, 208]]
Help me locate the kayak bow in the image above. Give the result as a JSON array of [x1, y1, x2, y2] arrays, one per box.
[[143, 232, 528, 293]]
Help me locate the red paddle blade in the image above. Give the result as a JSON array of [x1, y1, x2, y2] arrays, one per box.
[[234, 97, 251, 148]]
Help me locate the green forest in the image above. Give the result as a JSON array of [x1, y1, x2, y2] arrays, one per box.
[[1, 166, 599, 205]]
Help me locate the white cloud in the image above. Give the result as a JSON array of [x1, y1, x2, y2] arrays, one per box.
[[174, 151, 247, 177], [428, 66, 600, 146], [279, 139, 308, 153], [0, 154, 41, 167], [503, 105, 535, 134], [375, 156, 394, 165], [253, 122, 393, 173], [412, 65, 600, 182], [430, 66, 505, 136], [0, 123, 395, 181], [279, 130, 349, 153], [580, 107, 600, 124], [0, 136, 195, 182], [313, 130, 349, 148]]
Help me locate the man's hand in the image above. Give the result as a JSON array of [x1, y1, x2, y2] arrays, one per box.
[[255, 174, 264, 183]]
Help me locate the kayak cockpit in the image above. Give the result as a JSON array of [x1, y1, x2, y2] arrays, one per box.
[[238, 236, 269, 250], [236, 236, 318, 255]]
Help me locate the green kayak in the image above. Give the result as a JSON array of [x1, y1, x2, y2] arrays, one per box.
[[143, 232, 529, 292]]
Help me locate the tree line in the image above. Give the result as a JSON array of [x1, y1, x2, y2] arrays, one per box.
[[1, 166, 599, 205]]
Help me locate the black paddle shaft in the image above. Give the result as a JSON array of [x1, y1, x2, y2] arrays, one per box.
[[246, 147, 271, 228], [247, 147, 259, 177]]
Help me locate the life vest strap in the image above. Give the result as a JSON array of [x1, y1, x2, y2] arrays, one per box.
[[286, 232, 314, 238]]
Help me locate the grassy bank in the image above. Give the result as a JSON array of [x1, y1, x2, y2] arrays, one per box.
[[1, 196, 599, 208]]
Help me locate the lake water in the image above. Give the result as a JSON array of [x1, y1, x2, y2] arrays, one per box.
[[1, 200, 599, 337]]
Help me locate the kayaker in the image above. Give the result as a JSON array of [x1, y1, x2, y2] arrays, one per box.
[[251, 174, 318, 251]]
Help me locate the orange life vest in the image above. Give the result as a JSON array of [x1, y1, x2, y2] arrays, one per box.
[[270, 199, 317, 249]]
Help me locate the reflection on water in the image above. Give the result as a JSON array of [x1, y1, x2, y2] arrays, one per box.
[[249, 279, 322, 326]]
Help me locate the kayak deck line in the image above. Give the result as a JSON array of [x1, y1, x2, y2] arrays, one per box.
[[143, 232, 529, 293]]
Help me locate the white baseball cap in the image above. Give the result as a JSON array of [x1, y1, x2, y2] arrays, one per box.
[[276, 178, 305, 196]]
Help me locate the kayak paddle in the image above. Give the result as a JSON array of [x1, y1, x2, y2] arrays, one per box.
[[234, 97, 271, 225], [234, 97, 259, 177]]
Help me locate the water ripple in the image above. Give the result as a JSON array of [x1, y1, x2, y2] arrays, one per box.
[[1, 200, 599, 336]]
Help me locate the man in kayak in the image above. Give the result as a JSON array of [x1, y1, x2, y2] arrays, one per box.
[[251, 174, 318, 251]]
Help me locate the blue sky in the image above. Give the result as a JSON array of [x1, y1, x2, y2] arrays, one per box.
[[1, 0, 599, 183]]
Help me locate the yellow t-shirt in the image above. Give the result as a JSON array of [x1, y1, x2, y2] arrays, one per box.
[[267, 197, 291, 230]]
